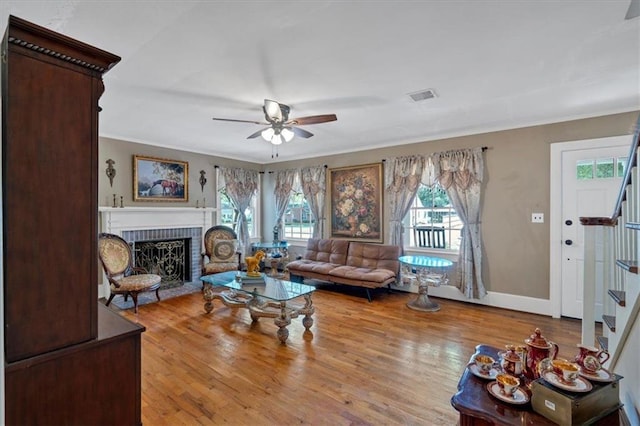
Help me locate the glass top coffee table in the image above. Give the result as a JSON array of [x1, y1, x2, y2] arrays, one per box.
[[200, 273, 316, 344]]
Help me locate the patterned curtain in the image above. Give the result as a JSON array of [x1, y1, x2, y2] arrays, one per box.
[[432, 147, 486, 299], [273, 169, 297, 241], [218, 167, 259, 256], [300, 166, 326, 238], [384, 156, 425, 247]]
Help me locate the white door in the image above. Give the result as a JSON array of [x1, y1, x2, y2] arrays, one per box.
[[559, 142, 628, 319]]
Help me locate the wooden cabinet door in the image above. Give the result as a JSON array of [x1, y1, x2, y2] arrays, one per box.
[[2, 16, 120, 362], [3, 49, 97, 361]]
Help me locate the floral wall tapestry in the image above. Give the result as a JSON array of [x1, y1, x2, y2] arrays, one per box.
[[329, 163, 383, 242]]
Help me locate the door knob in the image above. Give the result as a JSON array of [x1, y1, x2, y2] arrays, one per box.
[[565, 240, 573, 245], [565, 220, 573, 226]]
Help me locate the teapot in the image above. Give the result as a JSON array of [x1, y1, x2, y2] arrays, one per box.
[[574, 344, 610, 371], [524, 328, 559, 379]]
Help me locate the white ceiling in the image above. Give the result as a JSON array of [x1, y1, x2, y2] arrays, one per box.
[[1, 1, 639, 164]]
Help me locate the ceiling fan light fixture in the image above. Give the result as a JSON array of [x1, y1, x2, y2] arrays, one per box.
[[264, 99, 283, 122], [213, 99, 337, 152], [281, 127, 294, 142], [261, 127, 275, 141], [271, 134, 284, 145]]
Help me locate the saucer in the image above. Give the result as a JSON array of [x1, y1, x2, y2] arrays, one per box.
[[579, 367, 614, 382], [468, 362, 500, 380], [542, 371, 593, 392], [486, 381, 529, 405]]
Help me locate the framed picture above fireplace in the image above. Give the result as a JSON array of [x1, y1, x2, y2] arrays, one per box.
[[133, 155, 188, 202]]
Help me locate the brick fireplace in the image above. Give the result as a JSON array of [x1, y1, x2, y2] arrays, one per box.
[[98, 207, 215, 298], [122, 229, 198, 290]]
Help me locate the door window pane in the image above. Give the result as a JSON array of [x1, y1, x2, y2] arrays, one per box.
[[576, 160, 594, 180], [617, 157, 627, 177], [595, 158, 614, 178]]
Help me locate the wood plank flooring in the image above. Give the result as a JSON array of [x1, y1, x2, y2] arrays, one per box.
[[118, 285, 592, 425]]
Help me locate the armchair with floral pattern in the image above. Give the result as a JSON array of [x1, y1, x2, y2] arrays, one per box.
[[98, 233, 161, 313]]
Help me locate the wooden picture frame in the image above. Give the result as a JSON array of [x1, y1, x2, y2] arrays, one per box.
[[329, 163, 383, 242], [133, 155, 188, 202]]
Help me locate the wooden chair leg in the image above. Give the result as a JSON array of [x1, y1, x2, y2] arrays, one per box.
[[155, 288, 161, 301], [105, 293, 116, 307], [131, 293, 139, 313]]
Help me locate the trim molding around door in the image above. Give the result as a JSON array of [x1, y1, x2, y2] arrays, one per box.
[[549, 135, 632, 318]]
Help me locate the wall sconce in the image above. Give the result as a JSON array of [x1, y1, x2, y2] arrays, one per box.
[[199, 170, 207, 192], [105, 159, 116, 187]]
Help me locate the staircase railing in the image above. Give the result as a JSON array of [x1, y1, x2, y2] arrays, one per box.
[[579, 115, 639, 361]]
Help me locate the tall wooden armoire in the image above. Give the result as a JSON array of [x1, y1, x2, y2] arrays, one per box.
[[2, 15, 145, 425]]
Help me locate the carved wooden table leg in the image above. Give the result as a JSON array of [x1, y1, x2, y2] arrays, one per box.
[[274, 301, 292, 344], [203, 282, 215, 313], [301, 294, 314, 330]]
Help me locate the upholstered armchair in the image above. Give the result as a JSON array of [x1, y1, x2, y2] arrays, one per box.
[[201, 225, 242, 276], [98, 233, 161, 313]]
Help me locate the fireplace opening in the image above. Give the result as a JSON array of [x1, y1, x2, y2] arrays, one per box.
[[132, 238, 191, 290]]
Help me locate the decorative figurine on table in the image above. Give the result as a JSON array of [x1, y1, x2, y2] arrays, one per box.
[[245, 250, 265, 277]]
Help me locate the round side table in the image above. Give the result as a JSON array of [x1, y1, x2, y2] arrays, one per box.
[[399, 255, 453, 312]]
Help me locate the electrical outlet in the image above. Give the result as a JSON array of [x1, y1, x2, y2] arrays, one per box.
[[532, 213, 544, 223]]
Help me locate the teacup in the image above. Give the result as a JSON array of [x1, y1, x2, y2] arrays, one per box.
[[581, 355, 602, 374], [575, 344, 609, 370], [552, 359, 580, 383], [496, 373, 520, 397], [474, 354, 495, 374]]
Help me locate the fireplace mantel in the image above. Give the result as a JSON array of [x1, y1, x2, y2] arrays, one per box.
[[99, 207, 216, 235]]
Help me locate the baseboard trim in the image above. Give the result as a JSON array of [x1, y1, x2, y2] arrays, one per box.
[[391, 284, 552, 316]]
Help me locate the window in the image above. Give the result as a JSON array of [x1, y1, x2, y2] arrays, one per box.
[[405, 184, 461, 251], [283, 192, 314, 239], [217, 188, 260, 238], [577, 156, 628, 180]]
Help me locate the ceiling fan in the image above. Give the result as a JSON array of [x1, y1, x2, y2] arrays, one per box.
[[212, 99, 337, 146]]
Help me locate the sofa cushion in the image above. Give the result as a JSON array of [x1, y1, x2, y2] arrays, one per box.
[[301, 238, 349, 264], [287, 259, 341, 275], [328, 265, 397, 284], [345, 242, 401, 273]]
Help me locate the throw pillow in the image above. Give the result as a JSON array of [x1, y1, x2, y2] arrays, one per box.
[[211, 238, 237, 263]]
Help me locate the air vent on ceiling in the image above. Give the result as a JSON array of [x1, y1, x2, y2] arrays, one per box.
[[408, 88, 437, 102]]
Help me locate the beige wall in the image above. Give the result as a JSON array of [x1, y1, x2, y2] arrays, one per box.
[[266, 111, 639, 300], [98, 137, 261, 209], [99, 111, 639, 301]]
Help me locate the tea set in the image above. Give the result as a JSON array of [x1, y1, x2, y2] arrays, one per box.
[[468, 327, 612, 405]]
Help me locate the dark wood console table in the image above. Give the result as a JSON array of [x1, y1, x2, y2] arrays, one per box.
[[450, 344, 620, 426]]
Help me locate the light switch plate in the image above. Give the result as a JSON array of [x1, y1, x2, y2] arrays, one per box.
[[532, 213, 544, 223]]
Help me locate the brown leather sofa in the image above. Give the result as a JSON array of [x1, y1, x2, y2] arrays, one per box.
[[287, 238, 401, 301]]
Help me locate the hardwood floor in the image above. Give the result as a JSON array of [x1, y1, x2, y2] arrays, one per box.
[[119, 285, 591, 425]]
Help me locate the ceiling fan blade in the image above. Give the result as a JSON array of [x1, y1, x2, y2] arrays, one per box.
[[247, 127, 270, 139], [212, 117, 267, 125], [263, 99, 283, 123], [626, 0, 640, 19], [290, 127, 314, 138], [288, 114, 337, 125]]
